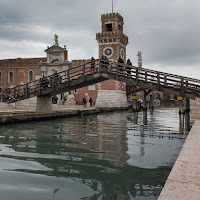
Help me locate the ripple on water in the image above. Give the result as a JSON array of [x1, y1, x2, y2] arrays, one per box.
[[0, 105, 189, 200]]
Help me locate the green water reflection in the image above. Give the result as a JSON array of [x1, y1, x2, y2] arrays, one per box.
[[0, 105, 188, 200]]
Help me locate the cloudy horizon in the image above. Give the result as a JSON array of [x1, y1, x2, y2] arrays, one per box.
[[0, 0, 199, 78]]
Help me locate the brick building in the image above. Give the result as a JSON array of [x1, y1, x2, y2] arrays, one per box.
[[0, 12, 130, 108]]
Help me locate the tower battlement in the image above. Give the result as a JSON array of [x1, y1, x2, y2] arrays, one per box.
[[101, 13, 123, 24], [96, 31, 128, 46]]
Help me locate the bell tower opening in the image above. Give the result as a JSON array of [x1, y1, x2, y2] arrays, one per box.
[[106, 23, 112, 31]]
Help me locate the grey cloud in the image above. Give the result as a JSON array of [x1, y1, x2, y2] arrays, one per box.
[[0, 0, 199, 77]]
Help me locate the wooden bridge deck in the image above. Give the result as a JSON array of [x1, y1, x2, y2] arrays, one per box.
[[2, 59, 200, 102]]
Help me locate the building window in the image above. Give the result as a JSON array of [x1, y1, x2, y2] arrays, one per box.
[[106, 23, 112, 32], [9, 71, 13, 83], [29, 71, 33, 82], [0, 72, 1, 82]]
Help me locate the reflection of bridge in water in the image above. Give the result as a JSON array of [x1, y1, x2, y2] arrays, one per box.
[[2, 59, 200, 103], [0, 109, 188, 199]]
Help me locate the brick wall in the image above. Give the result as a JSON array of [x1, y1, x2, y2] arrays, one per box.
[[0, 58, 46, 90]]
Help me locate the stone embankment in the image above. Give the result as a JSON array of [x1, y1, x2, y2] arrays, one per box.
[[158, 120, 200, 200], [0, 103, 129, 125]]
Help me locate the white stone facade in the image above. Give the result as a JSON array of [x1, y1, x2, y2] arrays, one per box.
[[12, 96, 52, 112], [95, 90, 128, 108]]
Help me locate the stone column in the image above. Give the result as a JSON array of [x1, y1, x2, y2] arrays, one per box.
[[36, 96, 52, 112]]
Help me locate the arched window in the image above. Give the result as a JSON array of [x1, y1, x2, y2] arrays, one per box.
[[9, 71, 13, 83], [29, 71, 33, 82], [0, 72, 2, 82]]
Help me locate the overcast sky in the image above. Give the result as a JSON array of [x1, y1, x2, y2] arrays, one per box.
[[0, 0, 199, 78]]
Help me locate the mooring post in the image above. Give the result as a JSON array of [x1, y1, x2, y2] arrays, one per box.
[[185, 111, 190, 131], [142, 90, 147, 111], [183, 97, 190, 113], [143, 110, 147, 125], [179, 113, 184, 134], [149, 95, 153, 110], [177, 96, 183, 114], [132, 94, 138, 112]]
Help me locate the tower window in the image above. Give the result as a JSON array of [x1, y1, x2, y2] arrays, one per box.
[[29, 71, 33, 82], [0, 72, 1, 82], [106, 23, 112, 32], [119, 24, 122, 31], [9, 71, 13, 83]]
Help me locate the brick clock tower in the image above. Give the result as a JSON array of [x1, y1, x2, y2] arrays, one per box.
[[96, 12, 128, 62], [95, 13, 129, 108]]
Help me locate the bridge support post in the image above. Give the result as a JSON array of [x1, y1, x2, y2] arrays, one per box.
[[36, 96, 52, 112]]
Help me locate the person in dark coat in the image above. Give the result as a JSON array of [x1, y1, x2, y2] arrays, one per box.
[[90, 57, 95, 73], [126, 59, 132, 77], [41, 75, 49, 88], [83, 97, 87, 108], [118, 57, 124, 74]]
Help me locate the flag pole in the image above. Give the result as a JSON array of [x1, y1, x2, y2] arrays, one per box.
[[112, 0, 113, 13]]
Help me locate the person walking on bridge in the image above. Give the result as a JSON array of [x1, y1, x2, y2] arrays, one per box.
[[90, 57, 95, 74], [118, 57, 124, 75], [126, 59, 132, 77]]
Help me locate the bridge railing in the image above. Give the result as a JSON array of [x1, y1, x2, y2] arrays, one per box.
[[105, 60, 200, 95], [2, 59, 200, 101]]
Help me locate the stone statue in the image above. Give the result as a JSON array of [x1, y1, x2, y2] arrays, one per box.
[[85, 93, 90, 107], [64, 92, 75, 102], [54, 34, 58, 46]]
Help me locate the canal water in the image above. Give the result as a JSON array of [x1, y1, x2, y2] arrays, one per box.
[[0, 103, 189, 200]]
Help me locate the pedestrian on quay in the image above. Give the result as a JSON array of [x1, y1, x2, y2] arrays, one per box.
[[126, 59, 132, 77], [83, 96, 87, 108], [89, 97, 93, 107]]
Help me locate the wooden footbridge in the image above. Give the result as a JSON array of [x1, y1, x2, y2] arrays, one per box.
[[2, 59, 200, 102]]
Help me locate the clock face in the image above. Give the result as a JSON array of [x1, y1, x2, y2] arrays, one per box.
[[103, 47, 114, 58], [120, 48, 125, 59]]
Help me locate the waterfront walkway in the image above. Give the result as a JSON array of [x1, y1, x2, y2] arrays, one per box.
[[0, 105, 101, 125], [158, 120, 200, 200]]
